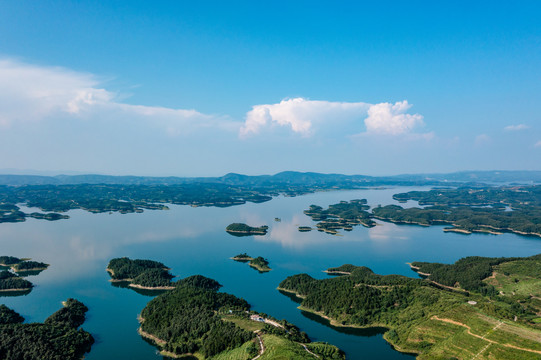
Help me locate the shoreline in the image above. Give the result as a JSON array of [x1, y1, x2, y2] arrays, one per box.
[[406, 263, 431, 277], [226, 230, 267, 235], [323, 270, 351, 275], [249, 263, 271, 272], [107, 267, 175, 290], [138, 317, 195, 359], [129, 283, 175, 290], [0, 287, 32, 292], [276, 287, 307, 299], [374, 217, 541, 238], [13, 266, 48, 272], [293, 303, 421, 357], [231, 256, 254, 261]]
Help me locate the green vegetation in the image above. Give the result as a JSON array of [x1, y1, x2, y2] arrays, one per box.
[[0, 305, 24, 325], [0, 256, 22, 266], [107, 257, 174, 289], [12, 260, 48, 271], [232, 254, 271, 272], [0, 183, 274, 224], [0, 270, 33, 291], [325, 264, 358, 274], [375, 186, 541, 237], [226, 223, 268, 236], [28, 212, 69, 221], [249, 257, 271, 272], [304, 200, 375, 235], [0, 256, 49, 291], [176, 274, 222, 291], [0, 299, 94, 360], [298, 226, 312, 232], [279, 254, 541, 359], [140, 275, 254, 357], [231, 253, 253, 261], [140, 274, 344, 359]]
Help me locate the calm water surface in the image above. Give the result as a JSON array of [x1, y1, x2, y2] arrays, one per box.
[[1, 187, 540, 359]]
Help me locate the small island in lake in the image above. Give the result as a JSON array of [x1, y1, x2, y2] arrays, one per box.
[[304, 199, 376, 235], [139, 274, 344, 359], [0, 270, 33, 292], [231, 253, 272, 272], [12, 260, 49, 272], [279, 253, 541, 359], [106, 257, 175, 290], [226, 223, 269, 236], [231, 253, 253, 261], [0, 299, 94, 360], [298, 226, 313, 232]]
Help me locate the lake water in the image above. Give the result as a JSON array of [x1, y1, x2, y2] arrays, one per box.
[[1, 187, 540, 359]]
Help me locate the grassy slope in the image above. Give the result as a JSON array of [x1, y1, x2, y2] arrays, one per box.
[[259, 335, 316, 360], [394, 286, 541, 358], [281, 257, 541, 359], [216, 316, 341, 360]]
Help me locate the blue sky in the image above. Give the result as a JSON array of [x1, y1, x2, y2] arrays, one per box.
[[0, 1, 540, 176]]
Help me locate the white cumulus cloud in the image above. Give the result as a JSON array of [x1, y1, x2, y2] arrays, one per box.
[[504, 124, 529, 131], [364, 101, 424, 135], [240, 98, 427, 138], [240, 98, 370, 137]]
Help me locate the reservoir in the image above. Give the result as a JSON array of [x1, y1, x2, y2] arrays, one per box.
[[1, 187, 539, 359]]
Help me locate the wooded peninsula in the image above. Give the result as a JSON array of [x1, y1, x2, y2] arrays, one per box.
[[278, 254, 541, 359], [139, 274, 344, 359]]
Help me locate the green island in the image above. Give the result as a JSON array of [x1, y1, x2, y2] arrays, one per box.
[[12, 260, 49, 272], [231, 253, 253, 261], [231, 254, 272, 272], [373, 185, 541, 237], [298, 226, 313, 232], [303, 200, 376, 235], [0, 256, 49, 292], [0, 270, 33, 292], [106, 257, 175, 290], [139, 274, 344, 359], [0, 299, 94, 360], [226, 223, 269, 236], [249, 256, 271, 272], [278, 254, 541, 360], [0, 256, 49, 272]]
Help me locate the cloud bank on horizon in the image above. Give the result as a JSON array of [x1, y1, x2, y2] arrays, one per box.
[[0, 58, 538, 176], [0, 59, 428, 140], [0, 59, 234, 136]]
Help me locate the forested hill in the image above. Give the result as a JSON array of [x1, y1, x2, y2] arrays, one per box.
[[0, 299, 94, 360], [279, 254, 541, 359], [139, 274, 344, 359]]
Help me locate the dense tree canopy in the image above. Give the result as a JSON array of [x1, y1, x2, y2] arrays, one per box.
[[0, 299, 94, 360]]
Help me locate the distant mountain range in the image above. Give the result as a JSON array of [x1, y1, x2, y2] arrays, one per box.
[[0, 170, 540, 186]]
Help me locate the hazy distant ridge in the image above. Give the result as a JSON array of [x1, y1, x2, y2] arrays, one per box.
[[0, 170, 540, 186]]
